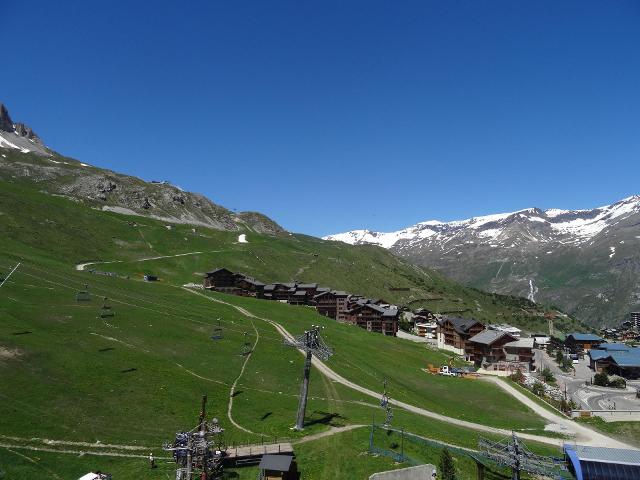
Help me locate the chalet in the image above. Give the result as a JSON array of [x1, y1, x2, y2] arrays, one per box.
[[415, 321, 437, 339], [344, 302, 398, 336], [296, 283, 319, 298], [488, 323, 522, 339], [436, 317, 484, 360], [504, 337, 535, 370], [335, 292, 351, 322], [467, 330, 517, 366], [314, 290, 348, 319], [289, 290, 309, 305], [203, 268, 237, 291], [235, 275, 265, 296], [532, 334, 551, 349], [565, 333, 604, 353]]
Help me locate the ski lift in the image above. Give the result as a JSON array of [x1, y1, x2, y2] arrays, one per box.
[[211, 328, 223, 340], [99, 297, 115, 318], [380, 377, 389, 407], [76, 283, 91, 302], [240, 331, 252, 356], [210, 319, 223, 341], [383, 407, 393, 428]]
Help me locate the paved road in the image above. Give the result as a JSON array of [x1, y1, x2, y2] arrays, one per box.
[[535, 349, 640, 411], [185, 288, 635, 449]]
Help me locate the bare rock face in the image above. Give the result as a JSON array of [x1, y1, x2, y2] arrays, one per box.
[[0, 103, 14, 132], [14, 123, 43, 144], [0, 102, 287, 235]]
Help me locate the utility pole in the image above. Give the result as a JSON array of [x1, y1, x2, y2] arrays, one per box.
[[285, 325, 333, 430]]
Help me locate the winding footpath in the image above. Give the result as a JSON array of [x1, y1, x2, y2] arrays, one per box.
[[183, 287, 635, 450]]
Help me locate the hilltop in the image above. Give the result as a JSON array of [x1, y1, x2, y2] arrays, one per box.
[[326, 199, 640, 327]]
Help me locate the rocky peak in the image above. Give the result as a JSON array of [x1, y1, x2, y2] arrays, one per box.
[[0, 103, 13, 132]]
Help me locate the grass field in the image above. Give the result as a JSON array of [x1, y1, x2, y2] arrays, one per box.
[[0, 175, 571, 478], [0, 175, 585, 332]]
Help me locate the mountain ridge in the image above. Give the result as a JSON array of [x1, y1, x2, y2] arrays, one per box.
[[325, 197, 640, 326], [0, 102, 284, 235]]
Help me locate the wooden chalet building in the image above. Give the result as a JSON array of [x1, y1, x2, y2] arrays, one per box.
[[503, 337, 535, 368], [436, 317, 484, 360], [203, 268, 238, 293], [314, 290, 349, 319], [344, 301, 398, 336], [235, 275, 265, 297], [467, 330, 518, 366], [565, 333, 604, 353]]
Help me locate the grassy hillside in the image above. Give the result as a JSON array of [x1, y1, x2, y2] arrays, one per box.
[[0, 171, 576, 477], [0, 174, 585, 333]]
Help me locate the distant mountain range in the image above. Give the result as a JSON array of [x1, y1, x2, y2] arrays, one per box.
[[0, 102, 283, 235], [325, 198, 640, 327]]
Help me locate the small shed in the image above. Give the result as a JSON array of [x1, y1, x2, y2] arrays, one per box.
[[258, 454, 295, 480]]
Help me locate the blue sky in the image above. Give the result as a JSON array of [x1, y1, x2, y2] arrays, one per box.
[[2, 1, 640, 236]]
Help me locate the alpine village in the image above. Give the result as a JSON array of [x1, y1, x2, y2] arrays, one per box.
[[2, 3, 640, 480]]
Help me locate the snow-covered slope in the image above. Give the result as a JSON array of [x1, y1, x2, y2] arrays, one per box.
[[325, 197, 640, 249], [324, 197, 640, 327]]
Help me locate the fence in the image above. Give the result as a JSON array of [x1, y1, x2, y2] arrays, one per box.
[[571, 409, 640, 422]]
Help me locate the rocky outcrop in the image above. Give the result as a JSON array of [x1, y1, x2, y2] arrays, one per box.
[[0, 103, 14, 132]]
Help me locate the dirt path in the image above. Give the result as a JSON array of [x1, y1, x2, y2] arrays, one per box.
[[227, 318, 261, 435], [182, 288, 629, 449], [484, 377, 633, 448], [292, 425, 365, 444], [75, 250, 210, 271]]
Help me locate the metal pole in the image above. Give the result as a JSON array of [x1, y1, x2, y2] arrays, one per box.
[[0, 262, 20, 289], [295, 342, 313, 430], [511, 432, 521, 480], [400, 428, 404, 462]]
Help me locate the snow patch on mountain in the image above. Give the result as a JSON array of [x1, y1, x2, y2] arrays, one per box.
[[324, 196, 640, 250]]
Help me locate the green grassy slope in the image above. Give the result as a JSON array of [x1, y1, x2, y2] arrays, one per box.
[[0, 175, 584, 332], [0, 165, 572, 478]]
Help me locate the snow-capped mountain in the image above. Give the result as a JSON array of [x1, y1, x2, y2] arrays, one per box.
[[325, 197, 640, 327]]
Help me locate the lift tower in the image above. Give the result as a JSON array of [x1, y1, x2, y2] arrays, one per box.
[[163, 395, 226, 480], [285, 325, 333, 430]]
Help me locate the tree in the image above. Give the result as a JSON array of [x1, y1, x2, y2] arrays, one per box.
[[555, 350, 564, 364], [439, 448, 457, 480], [532, 381, 546, 397], [593, 372, 609, 387], [540, 367, 555, 384]]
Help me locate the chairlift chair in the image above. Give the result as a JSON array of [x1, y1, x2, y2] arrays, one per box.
[[210, 327, 223, 341], [99, 297, 115, 318], [76, 284, 91, 302]]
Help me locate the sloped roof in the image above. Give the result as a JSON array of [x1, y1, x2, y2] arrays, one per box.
[[567, 333, 603, 342], [441, 316, 483, 335], [504, 337, 534, 349], [565, 444, 640, 464], [259, 454, 293, 472], [205, 267, 234, 276], [469, 329, 515, 345], [598, 343, 631, 351]]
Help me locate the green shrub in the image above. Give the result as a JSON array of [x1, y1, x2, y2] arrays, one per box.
[[593, 372, 609, 387], [532, 382, 546, 397]]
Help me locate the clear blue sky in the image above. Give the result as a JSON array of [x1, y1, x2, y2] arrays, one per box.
[[2, 1, 640, 236]]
